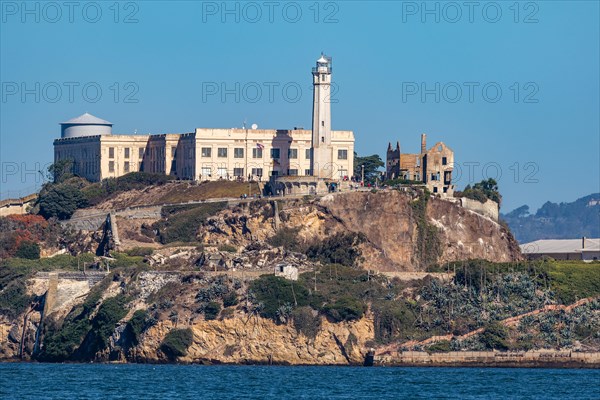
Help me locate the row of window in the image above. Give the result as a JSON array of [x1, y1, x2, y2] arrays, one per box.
[[105, 146, 349, 161], [198, 167, 349, 178], [200, 147, 348, 160], [108, 146, 176, 159], [108, 147, 147, 159], [108, 161, 142, 173]]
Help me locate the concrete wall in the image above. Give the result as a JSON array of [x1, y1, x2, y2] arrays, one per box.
[[64, 206, 162, 230], [0, 194, 36, 217], [0, 201, 30, 217], [377, 350, 600, 367], [460, 197, 499, 222]]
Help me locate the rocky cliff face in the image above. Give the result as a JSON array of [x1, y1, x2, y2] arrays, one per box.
[[0, 271, 374, 365], [133, 315, 373, 365], [199, 190, 521, 272], [0, 190, 523, 364]]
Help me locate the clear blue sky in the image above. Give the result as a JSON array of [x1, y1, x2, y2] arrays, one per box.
[[1, 1, 599, 212]]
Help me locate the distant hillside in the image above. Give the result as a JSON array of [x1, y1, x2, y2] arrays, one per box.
[[502, 193, 600, 243]]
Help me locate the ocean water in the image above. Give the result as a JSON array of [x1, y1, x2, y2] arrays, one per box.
[[1, 364, 599, 399]]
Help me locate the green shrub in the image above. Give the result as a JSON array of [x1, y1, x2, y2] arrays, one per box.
[[204, 301, 221, 320], [82, 295, 128, 355], [457, 179, 502, 205], [373, 300, 418, 343], [292, 306, 321, 339], [548, 262, 600, 304], [0, 279, 32, 319], [108, 252, 146, 269], [249, 275, 311, 321], [38, 178, 89, 220], [14, 241, 40, 260], [427, 340, 451, 353], [306, 233, 364, 267], [411, 192, 442, 269], [480, 322, 509, 350], [125, 309, 150, 345], [153, 202, 226, 244], [223, 291, 238, 308], [38, 276, 112, 361], [125, 247, 154, 257], [218, 244, 237, 253], [323, 296, 365, 322], [267, 227, 302, 251], [160, 328, 193, 359], [1, 253, 95, 272]]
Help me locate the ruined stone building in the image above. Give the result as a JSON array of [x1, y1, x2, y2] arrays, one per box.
[[386, 134, 454, 196]]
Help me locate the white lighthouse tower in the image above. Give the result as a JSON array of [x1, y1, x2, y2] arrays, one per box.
[[311, 53, 334, 178]]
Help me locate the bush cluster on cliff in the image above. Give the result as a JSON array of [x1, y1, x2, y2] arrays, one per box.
[[266, 228, 365, 268], [0, 214, 78, 259], [37, 177, 89, 220], [410, 191, 442, 269], [152, 202, 227, 244], [160, 328, 193, 359], [38, 276, 112, 361], [36, 163, 176, 220], [456, 178, 502, 205], [124, 309, 151, 345]]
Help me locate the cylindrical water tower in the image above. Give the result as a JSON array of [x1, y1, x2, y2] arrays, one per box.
[[60, 113, 112, 138]]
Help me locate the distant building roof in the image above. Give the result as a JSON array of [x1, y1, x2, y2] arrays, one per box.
[[520, 238, 600, 254], [60, 113, 112, 126]]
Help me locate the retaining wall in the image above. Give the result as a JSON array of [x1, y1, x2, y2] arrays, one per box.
[[376, 350, 600, 368], [460, 198, 499, 222]]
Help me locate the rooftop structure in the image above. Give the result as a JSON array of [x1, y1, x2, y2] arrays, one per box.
[[520, 238, 600, 261]]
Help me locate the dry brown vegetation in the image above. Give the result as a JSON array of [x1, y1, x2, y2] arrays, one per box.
[[93, 181, 261, 210]]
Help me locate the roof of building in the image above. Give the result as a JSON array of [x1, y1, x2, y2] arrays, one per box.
[[317, 55, 328, 64], [60, 113, 112, 126], [520, 238, 600, 254]]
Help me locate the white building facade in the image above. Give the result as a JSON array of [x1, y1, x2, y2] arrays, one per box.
[[54, 55, 354, 183]]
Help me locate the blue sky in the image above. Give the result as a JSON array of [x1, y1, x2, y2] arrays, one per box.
[[1, 0, 599, 212]]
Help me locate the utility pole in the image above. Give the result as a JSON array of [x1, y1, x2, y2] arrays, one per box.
[[361, 164, 364, 186], [244, 121, 249, 194]]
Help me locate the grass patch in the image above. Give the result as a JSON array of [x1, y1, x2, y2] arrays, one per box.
[[547, 261, 600, 303], [158, 181, 260, 204]]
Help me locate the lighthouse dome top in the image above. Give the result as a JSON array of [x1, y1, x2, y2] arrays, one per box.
[[317, 54, 328, 64]]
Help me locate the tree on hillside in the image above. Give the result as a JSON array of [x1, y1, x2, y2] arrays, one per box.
[[353, 153, 384, 183], [37, 179, 88, 220], [459, 178, 502, 206], [48, 159, 75, 183], [14, 241, 40, 259]]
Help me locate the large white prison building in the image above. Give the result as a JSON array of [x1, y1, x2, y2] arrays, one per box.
[[54, 55, 355, 183]]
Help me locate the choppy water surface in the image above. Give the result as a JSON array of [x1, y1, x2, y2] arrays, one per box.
[[1, 364, 599, 399]]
